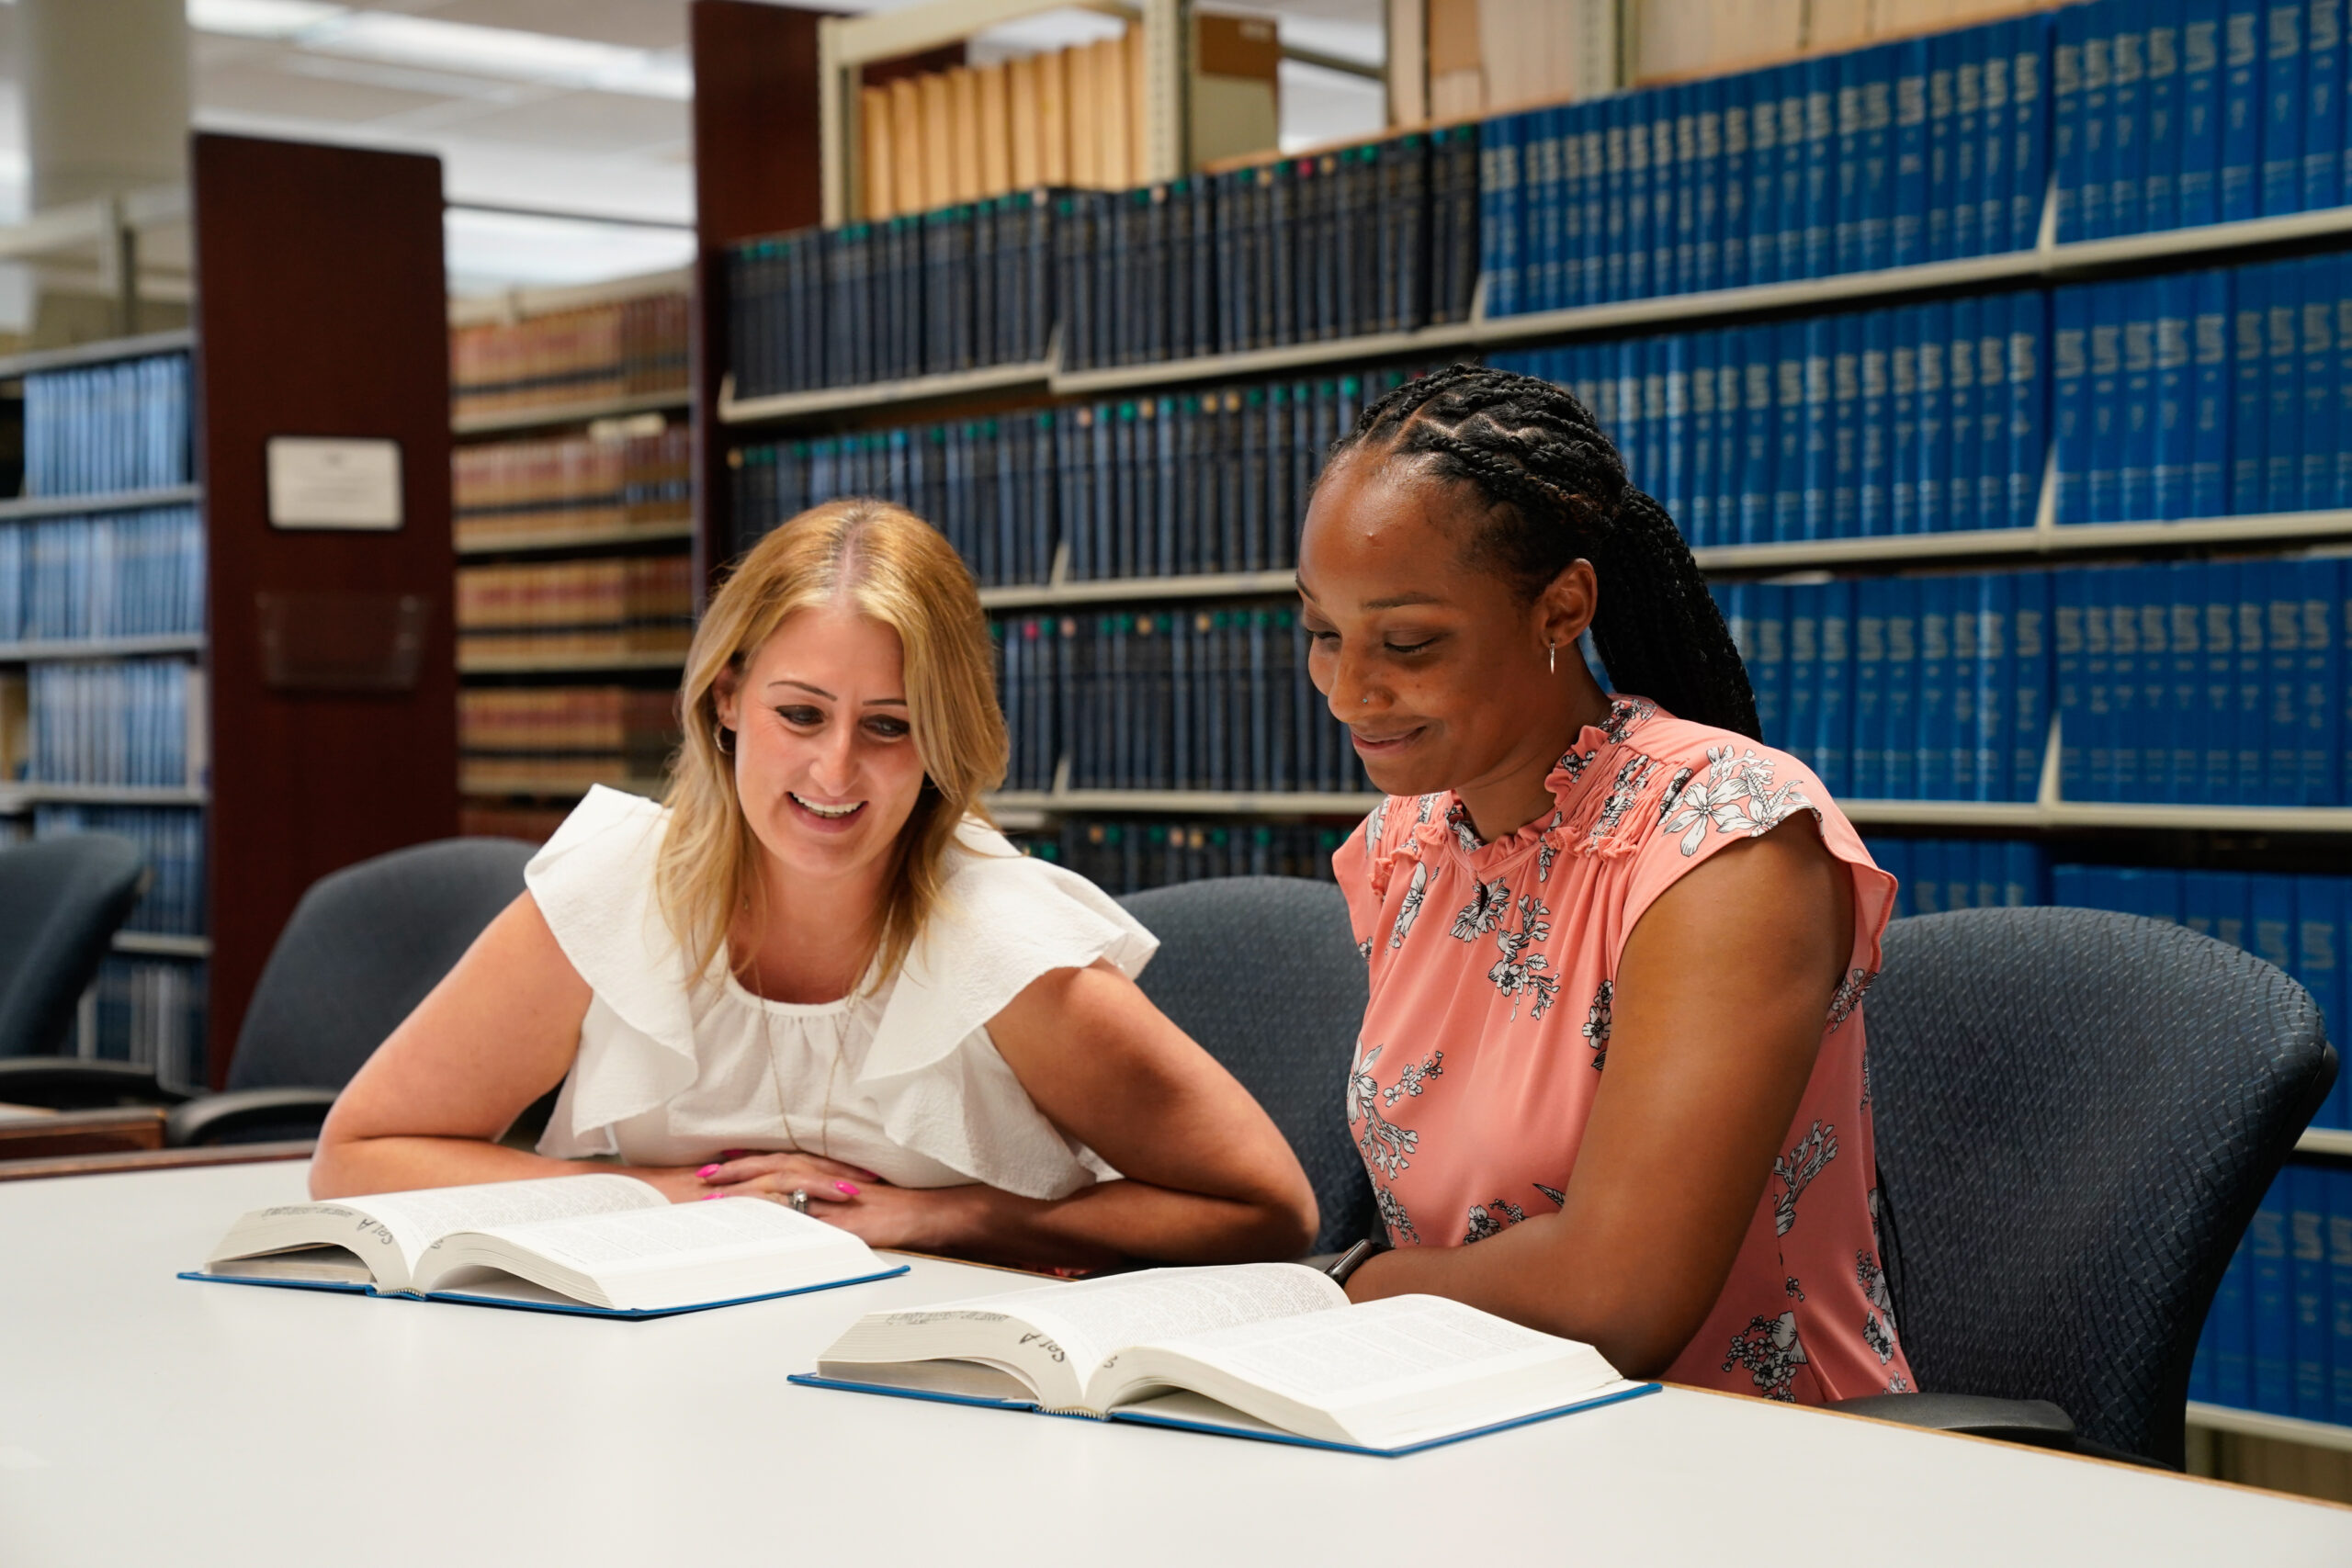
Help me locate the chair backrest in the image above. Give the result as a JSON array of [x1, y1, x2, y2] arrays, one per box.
[[1865, 906, 2337, 1466], [0, 834, 146, 1057], [1118, 876, 1373, 1255], [227, 838, 537, 1091]]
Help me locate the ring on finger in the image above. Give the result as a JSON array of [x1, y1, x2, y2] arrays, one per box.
[[788, 1188, 809, 1214]]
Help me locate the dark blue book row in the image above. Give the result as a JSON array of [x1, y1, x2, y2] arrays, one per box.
[[31, 805, 204, 936], [1016, 818, 1348, 897], [0, 507, 205, 643], [1498, 289, 2048, 546], [2056, 0, 2349, 241], [23, 659, 196, 788], [731, 370, 1417, 583], [2053, 556, 2342, 806], [1867, 835, 2050, 915], [90, 953, 206, 1090], [994, 606, 1372, 796], [22, 354, 192, 498], [1713, 572, 2052, 803], [2193, 1163, 2352, 1422], [1481, 13, 2048, 317]]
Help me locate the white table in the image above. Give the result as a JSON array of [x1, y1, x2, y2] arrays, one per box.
[[4, 1163, 2348, 1567]]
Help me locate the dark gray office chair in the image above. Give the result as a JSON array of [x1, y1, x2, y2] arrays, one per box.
[[1119, 876, 1373, 1255], [166, 837, 537, 1145], [0, 833, 149, 1086], [1836, 907, 2337, 1468]]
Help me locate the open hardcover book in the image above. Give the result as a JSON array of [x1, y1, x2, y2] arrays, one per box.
[[182, 1174, 905, 1317], [792, 1263, 1656, 1455]]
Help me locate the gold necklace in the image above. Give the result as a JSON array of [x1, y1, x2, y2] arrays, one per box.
[[755, 975, 842, 1161]]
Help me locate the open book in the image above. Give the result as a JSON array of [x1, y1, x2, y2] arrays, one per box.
[[792, 1263, 1656, 1455], [183, 1174, 905, 1317]]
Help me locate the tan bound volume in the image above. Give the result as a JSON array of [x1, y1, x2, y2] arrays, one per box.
[[1095, 34, 1130, 188], [1008, 54, 1041, 188], [890, 78, 923, 216], [859, 85, 895, 219], [1067, 41, 1099, 187], [949, 65, 983, 201], [978, 61, 1012, 197]]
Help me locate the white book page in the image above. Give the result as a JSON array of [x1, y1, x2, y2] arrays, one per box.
[[418, 1197, 865, 1289], [989, 1264, 1343, 1396]]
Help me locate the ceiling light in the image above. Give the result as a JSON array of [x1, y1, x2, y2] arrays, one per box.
[[187, 0, 691, 101]]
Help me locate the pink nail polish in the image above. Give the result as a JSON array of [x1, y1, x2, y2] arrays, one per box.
[[835, 1181, 861, 1196], [696, 1164, 720, 1179], [700, 1193, 722, 1201]]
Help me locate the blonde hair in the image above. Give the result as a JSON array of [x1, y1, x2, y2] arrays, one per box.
[[658, 498, 1008, 991]]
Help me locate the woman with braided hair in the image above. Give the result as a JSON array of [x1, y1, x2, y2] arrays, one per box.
[[1303, 363, 1911, 1404]]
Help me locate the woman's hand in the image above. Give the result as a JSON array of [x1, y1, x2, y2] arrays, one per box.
[[691, 1150, 881, 1209]]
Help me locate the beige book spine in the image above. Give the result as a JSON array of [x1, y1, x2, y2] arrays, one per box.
[[860, 85, 895, 219], [890, 78, 924, 216], [1037, 46, 1070, 186], [1008, 54, 1041, 188], [978, 61, 1012, 197], [1095, 34, 1130, 189], [1068, 40, 1100, 188], [1127, 23, 1149, 185], [950, 65, 983, 202], [921, 72, 954, 209]]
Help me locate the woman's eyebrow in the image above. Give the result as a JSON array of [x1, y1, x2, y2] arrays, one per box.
[[767, 679, 908, 707], [1364, 592, 1445, 610]]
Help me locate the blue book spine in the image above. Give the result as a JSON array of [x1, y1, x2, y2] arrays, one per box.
[[2267, 258, 2303, 512], [2183, 0, 2227, 225], [2205, 559, 2241, 800], [1776, 321, 1807, 540], [2013, 16, 2052, 248], [2252, 1167, 2295, 1413], [1580, 115, 1608, 304], [2218, 1231, 2256, 1407], [1695, 82, 1724, 294], [1780, 67, 1810, 282], [2005, 839, 2046, 904], [1787, 587, 1821, 772], [1948, 297, 1982, 531], [1862, 46, 1894, 269], [2233, 262, 2270, 513], [2225, 0, 2266, 219], [2268, 558, 2304, 802], [1834, 312, 1862, 536], [2140, 565, 2176, 796], [1804, 316, 1833, 537], [2082, 6, 2115, 238], [1741, 324, 1776, 543], [2054, 7, 2087, 238], [1657, 91, 1686, 296], [2171, 559, 2209, 801], [1917, 301, 1949, 530], [1715, 344, 1742, 536], [2146, 1, 2184, 231], [1913, 840, 1948, 915], [2109, 565, 2143, 799], [1861, 309, 1894, 534], [2111, 4, 2150, 233], [1688, 331, 1717, 547], [1723, 77, 1752, 288], [2307, 0, 2345, 209], [1896, 39, 1932, 265], [2304, 254, 2339, 512], [2122, 277, 2161, 520], [1893, 306, 1922, 533], [2303, 557, 2340, 804], [1664, 333, 1691, 524], [1885, 578, 1920, 796], [1955, 28, 1986, 257], [1751, 583, 1789, 747], [1974, 572, 2012, 798], [2053, 284, 2091, 523], [1982, 21, 2014, 251], [1854, 579, 1888, 795], [2334, 1167, 2352, 1420], [2297, 878, 2344, 1125], [1628, 91, 1656, 300], [1532, 109, 1566, 312], [1929, 32, 1961, 257], [2088, 281, 2125, 521], [2014, 569, 2052, 800], [1836, 51, 1864, 275], [2083, 569, 2115, 798], [1918, 575, 1953, 797], [1558, 109, 1587, 310], [2192, 267, 2232, 514], [1603, 99, 1628, 302], [2338, 255, 2352, 506], [1817, 580, 1853, 793], [2155, 272, 2194, 519], [2263, 0, 2307, 214], [1482, 115, 1522, 317]]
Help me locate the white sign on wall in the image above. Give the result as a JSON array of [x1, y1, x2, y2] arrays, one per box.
[[266, 437, 403, 531]]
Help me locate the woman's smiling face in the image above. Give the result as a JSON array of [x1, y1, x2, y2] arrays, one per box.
[[1296, 451, 1598, 807]]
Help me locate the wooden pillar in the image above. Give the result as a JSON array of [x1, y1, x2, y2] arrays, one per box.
[[191, 131, 458, 1085]]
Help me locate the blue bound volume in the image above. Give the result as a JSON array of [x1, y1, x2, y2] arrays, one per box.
[[1862, 309, 1894, 534], [2012, 16, 2052, 248], [2231, 261, 2270, 513], [2301, 254, 2337, 513], [1723, 74, 1753, 288], [2121, 278, 2159, 521], [2081, 3, 2115, 238], [1817, 580, 1854, 792], [1883, 578, 1920, 797], [1947, 298, 1982, 532], [2250, 1156, 2296, 1414], [2306, 0, 2345, 209], [2301, 556, 2339, 806], [2265, 258, 2301, 513], [2191, 267, 2232, 515], [2154, 272, 2193, 519], [1895, 38, 1931, 265], [2223, 0, 2266, 219], [1854, 580, 1888, 795], [2014, 570, 2052, 799], [2087, 282, 2125, 522], [2146, 0, 2185, 230], [2052, 284, 2091, 523], [1955, 26, 1986, 257], [2261, 0, 2306, 215], [2109, 2, 2149, 233], [2182, 0, 2226, 224], [2053, 6, 2087, 238], [1928, 31, 1961, 257]]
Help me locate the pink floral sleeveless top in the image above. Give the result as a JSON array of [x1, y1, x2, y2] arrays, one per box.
[[1335, 696, 1915, 1404]]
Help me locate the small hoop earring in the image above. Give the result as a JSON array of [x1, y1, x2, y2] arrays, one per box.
[[712, 722, 735, 756], [1548, 642, 1557, 675]]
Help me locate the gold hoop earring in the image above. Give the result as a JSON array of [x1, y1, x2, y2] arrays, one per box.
[[713, 722, 735, 756]]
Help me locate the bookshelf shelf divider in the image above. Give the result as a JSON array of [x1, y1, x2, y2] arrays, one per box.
[[0, 633, 206, 662], [2185, 1403, 2352, 1454], [0, 484, 202, 524], [455, 521, 695, 559], [0, 328, 195, 381]]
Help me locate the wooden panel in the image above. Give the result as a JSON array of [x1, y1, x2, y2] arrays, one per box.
[[0, 1139, 314, 1182], [0, 1107, 165, 1160], [191, 132, 458, 1086]]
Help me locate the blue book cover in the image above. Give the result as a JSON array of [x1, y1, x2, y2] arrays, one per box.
[[2182, 0, 2227, 225], [1817, 580, 1854, 793], [1861, 309, 1894, 534], [1973, 572, 2012, 799], [2003, 839, 2046, 905], [1741, 324, 1776, 544], [1804, 316, 1834, 537], [2053, 6, 2087, 239], [2108, 565, 2143, 799], [1775, 320, 1807, 540], [1884, 577, 1920, 796], [1688, 331, 1718, 547], [2338, 257, 2352, 507], [2170, 558, 2209, 800], [1779, 65, 1810, 282], [2141, 564, 2177, 796], [2297, 875, 2345, 1125], [1656, 90, 1685, 296], [2110, 3, 2149, 234], [1947, 297, 1982, 532], [1749, 582, 1789, 747], [1695, 80, 1724, 293], [2121, 277, 2160, 521], [2307, 0, 2346, 209], [1945, 839, 1978, 912], [1481, 115, 1521, 317], [2263, 0, 2307, 214], [1916, 301, 1950, 532], [2267, 558, 2304, 803], [1834, 311, 1862, 536], [2083, 568, 2117, 798], [2231, 261, 2270, 514], [1980, 296, 2013, 526], [2055, 568, 2087, 796], [2251, 1168, 2296, 1414], [1724, 74, 1754, 288], [2332, 1166, 2352, 1421], [1578, 112, 1608, 305], [2191, 266, 2231, 516], [2267, 258, 2303, 513], [2200, 559, 2240, 800], [2145, 1, 2185, 231], [2087, 281, 2125, 522], [2081, 5, 2115, 238], [2154, 272, 2194, 519], [2050, 858, 2086, 911], [2217, 1231, 2256, 1407], [1664, 333, 1692, 524], [1913, 839, 1948, 914], [2012, 569, 2052, 799], [2291, 1165, 2333, 1416], [1928, 31, 1961, 257], [1955, 27, 1986, 257], [1895, 38, 1932, 265], [2236, 564, 2268, 797], [1787, 585, 1821, 772], [2303, 253, 2338, 513], [1555, 108, 1585, 310], [1917, 575, 1954, 797], [1981, 21, 2014, 252], [1627, 90, 1655, 300], [1892, 305, 1922, 533], [1861, 45, 1894, 269], [2224, 0, 2267, 219], [2183, 866, 2228, 938], [1603, 97, 1628, 302], [2012, 16, 2052, 248], [1528, 109, 1565, 312], [1854, 579, 1888, 795], [1837, 50, 1865, 274], [1714, 338, 1743, 535], [2052, 284, 2091, 523], [2301, 556, 2340, 804]]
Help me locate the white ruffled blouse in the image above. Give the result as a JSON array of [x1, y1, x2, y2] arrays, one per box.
[[527, 785, 1158, 1201]]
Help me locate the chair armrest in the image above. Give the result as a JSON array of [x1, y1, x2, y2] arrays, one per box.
[[165, 1089, 341, 1147], [1826, 1392, 2078, 1451], [0, 1058, 188, 1110]]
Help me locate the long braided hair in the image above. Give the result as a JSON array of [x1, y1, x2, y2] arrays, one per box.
[[1324, 363, 1760, 739]]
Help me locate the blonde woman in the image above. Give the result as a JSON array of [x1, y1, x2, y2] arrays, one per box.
[[313, 501, 1317, 1269]]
